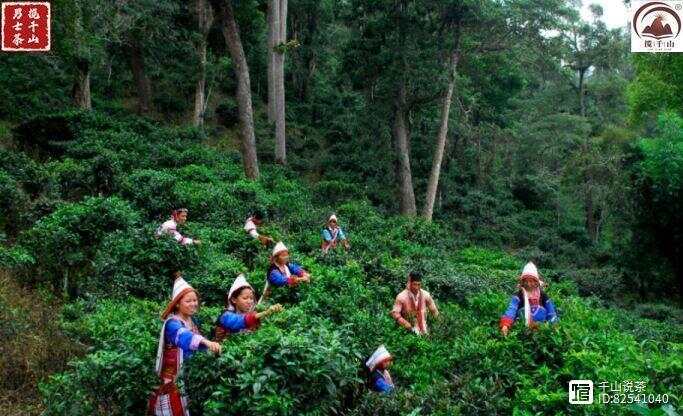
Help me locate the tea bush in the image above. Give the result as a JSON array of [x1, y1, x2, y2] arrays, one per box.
[[16, 196, 140, 295], [186, 318, 362, 416], [0, 170, 29, 234], [0, 112, 679, 415], [91, 227, 200, 300]]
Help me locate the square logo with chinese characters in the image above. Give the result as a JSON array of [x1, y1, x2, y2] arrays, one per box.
[[569, 380, 594, 405], [631, 1, 683, 52], [1, 2, 50, 52]]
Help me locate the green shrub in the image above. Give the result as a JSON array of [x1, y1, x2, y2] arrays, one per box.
[[46, 158, 96, 200], [41, 298, 162, 416], [118, 169, 180, 219], [40, 348, 156, 416], [16, 196, 140, 294], [0, 112, 678, 416], [172, 181, 241, 222], [91, 227, 199, 300], [186, 316, 361, 416], [565, 267, 625, 302], [59, 298, 160, 353], [0, 148, 50, 195], [0, 170, 30, 234]]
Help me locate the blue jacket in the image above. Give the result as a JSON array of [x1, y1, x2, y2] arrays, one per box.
[[267, 263, 304, 287], [500, 289, 558, 328], [370, 369, 394, 394], [322, 227, 346, 242], [164, 318, 207, 361], [217, 310, 260, 334]]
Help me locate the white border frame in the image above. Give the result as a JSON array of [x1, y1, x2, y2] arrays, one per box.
[[1, 2, 51, 52]]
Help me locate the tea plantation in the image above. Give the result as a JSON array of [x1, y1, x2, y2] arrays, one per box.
[[1, 112, 681, 415]]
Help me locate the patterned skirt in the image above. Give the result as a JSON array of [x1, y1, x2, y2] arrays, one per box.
[[148, 346, 189, 416], [148, 382, 188, 416]]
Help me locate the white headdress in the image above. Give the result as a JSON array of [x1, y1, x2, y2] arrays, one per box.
[[272, 241, 288, 257], [519, 262, 541, 327], [365, 345, 391, 371], [156, 277, 196, 376], [227, 273, 254, 311]]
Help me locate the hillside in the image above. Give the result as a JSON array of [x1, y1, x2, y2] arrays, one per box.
[[1, 112, 681, 415]]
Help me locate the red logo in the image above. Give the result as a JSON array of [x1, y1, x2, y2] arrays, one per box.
[[1, 2, 50, 52]]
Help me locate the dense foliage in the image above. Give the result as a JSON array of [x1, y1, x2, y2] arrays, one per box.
[[0, 113, 680, 415]]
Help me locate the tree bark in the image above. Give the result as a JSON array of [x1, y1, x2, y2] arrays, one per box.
[[267, 0, 278, 122], [193, 0, 213, 127], [72, 59, 92, 110], [578, 66, 598, 241], [212, 0, 260, 179], [393, 82, 417, 216], [129, 41, 153, 114], [578, 67, 586, 117], [585, 181, 598, 242], [422, 49, 459, 221], [274, 0, 287, 164]]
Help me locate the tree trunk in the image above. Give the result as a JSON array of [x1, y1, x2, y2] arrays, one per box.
[[585, 180, 598, 242], [267, 0, 278, 122], [193, 0, 213, 127], [273, 0, 287, 164], [578, 67, 598, 241], [129, 42, 152, 114], [578, 67, 586, 117], [193, 44, 207, 126], [422, 49, 459, 221], [393, 82, 416, 216], [212, 0, 260, 179], [72, 59, 92, 110]]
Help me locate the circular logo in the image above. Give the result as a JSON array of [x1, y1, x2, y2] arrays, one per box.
[[633, 2, 682, 39]]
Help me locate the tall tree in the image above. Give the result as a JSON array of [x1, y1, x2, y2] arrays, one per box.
[[69, 1, 93, 110], [422, 0, 473, 221], [110, 0, 185, 115], [423, 48, 459, 220], [211, 0, 260, 179], [268, 0, 289, 164], [346, 0, 573, 216], [55, 0, 112, 110], [345, 0, 447, 216], [561, 4, 627, 241], [393, 81, 417, 214], [128, 40, 153, 114], [431, 0, 573, 219], [193, 0, 214, 127]]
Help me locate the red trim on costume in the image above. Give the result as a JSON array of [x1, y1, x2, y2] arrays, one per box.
[[169, 385, 185, 415], [147, 344, 187, 416], [161, 345, 180, 380], [500, 316, 513, 329], [244, 312, 260, 329], [415, 300, 426, 333], [287, 276, 297, 286], [147, 382, 185, 416]]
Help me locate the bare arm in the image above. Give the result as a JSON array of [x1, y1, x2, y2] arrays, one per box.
[[427, 293, 439, 317], [391, 298, 412, 329]]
